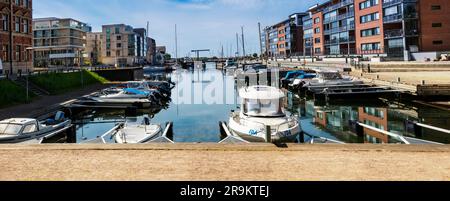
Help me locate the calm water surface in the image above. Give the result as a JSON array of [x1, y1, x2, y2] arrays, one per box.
[[72, 63, 450, 144]]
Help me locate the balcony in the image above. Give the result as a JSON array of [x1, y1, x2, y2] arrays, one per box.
[[303, 23, 313, 30], [324, 23, 355, 35], [323, 12, 354, 24], [384, 13, 418, 23], [303, 34, 313, 39], [322, 0, 354, 13], [384, 29, 403, 38], [382, 0, 417, 8]]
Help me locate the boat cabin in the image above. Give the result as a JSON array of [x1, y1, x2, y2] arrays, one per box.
[[239, 86, 286, 117], [0, 118, 40, 136], [316, 71, 343, 80], [126, 81, 151, 91]]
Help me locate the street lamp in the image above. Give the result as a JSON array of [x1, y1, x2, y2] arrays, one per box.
[[26, 47, 33, 102]]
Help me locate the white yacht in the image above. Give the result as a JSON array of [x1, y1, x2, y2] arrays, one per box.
[[302, 71, 363, 88], [114, 116, 162, 144], [0, 112, 71, 143], [228, 86, 301, 143]]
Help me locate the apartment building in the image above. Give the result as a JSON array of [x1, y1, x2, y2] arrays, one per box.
[[85, 32, 102, 65], [101, 24, 137, 67], [147, 37, 156, 64], [262, 13, 308, 58], [0, 0, 33, 75], [133, 28, 147, 65], [33, 17, 92, 67], [301, 0, 450, 61]]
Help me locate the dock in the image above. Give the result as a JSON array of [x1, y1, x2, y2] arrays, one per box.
[[0, 144, 449, 181]]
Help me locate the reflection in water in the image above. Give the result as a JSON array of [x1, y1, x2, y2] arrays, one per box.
[[71, 63, 450, 144]]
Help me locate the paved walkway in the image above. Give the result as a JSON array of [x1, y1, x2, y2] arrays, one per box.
[[0, 144, 449, 181], [0, 84, 106, 120]]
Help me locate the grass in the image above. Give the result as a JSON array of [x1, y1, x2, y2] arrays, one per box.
[[0, 79, 35, 108], [30, 70, 109, 94]]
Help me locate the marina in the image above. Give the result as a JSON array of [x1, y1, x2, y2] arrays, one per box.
[[6, 62, 446, 145]]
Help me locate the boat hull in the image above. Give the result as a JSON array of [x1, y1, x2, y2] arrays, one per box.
[[0, 120, 71, 143]]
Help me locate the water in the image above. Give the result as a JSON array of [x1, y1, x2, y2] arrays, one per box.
[[71, 63, 450, 144]]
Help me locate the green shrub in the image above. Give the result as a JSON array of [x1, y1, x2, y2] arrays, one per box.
[[0, 80, 34, 108], [30, 70, 109, 94]]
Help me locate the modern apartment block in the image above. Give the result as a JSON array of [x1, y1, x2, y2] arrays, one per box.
[[33, 17, 92, 67], [0, 0, 33, 75], [85, 32, 102, 65], [262, 13, 308, 58], [295, 0, 450, 61], [133, 28, 147, 65], [99, 24, 152, 67]]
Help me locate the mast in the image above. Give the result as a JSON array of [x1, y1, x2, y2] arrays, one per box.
[[175, 24, 178, 64], [235, 33, 239, 59], [258, 22, 263, 59], [241, 26, 246, 58]]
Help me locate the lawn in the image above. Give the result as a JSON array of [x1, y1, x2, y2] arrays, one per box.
[[0, 79, 34, 108], [30, 70, 109, 94]]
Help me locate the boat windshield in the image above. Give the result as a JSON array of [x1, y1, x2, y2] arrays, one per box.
[[0, 123, 23, 135], [320, 72, 343, 80], [242, 98, 285, 117], [127, 82, 146, 89]]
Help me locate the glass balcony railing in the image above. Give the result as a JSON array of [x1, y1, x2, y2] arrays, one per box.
[[384, 29, 403, 38], [323, 12, 355, 24], [382, 0, 417, 8], [322, 0, 354, 13]]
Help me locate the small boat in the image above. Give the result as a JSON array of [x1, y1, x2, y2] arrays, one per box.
[[114, 116, 162, 143], [224, 59, 238, 69], [0, 111, 71, 143], [227, 85, 301, 143], [302, 71, 363, 88], [143, 66, 169, 74], [288, 73, 317, 89]]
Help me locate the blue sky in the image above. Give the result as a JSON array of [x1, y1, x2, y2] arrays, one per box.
[[34, 0, 326, 57]]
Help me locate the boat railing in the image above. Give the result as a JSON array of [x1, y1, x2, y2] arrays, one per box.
[[274, 116, 299, 134]]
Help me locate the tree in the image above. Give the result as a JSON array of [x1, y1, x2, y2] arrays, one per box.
[[164, 53, 172, 61]]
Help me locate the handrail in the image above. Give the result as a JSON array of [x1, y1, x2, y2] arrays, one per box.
[[415, 123, 450, 134], [358, 122, 410, 144]]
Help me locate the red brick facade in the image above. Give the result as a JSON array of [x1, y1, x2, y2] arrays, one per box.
[[0, 0, 33, 74]]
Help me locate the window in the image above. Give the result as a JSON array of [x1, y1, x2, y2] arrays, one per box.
[[1, 45, 8, 61], [433, 40, 443, 45], [361, 43, 381, 51], [314, 17, 320, 24], [117, 35, 122, 40], [115, 27, 120, 34], [384, 6, 399, 16], [431, 5, 441, 10], [15, 45, 21, 61], [117, 43, 122, 48], [106, 51, 111, 57], [22, 124, 37, 134], [360, 0, 379, 10], [15, 17, 20, 32], [432, 23, 442, 28], [315, 38, 321, 43], [23, 0, 29, 8], [314, 28, 320, 34], [22, 19, 28, 33], [314, 48, 321, 54], [360, 12, 380, 23], [361, 27, 380, 37], [388, 39, 403, 48], [116, 50, 121, 56], [1, 14, 8, 31]]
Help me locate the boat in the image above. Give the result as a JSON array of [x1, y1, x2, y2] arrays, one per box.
[[143, 66, 171, 73], [281, 70, 316, 88], [302, 71, 364, 89], [114, 116, 162, 143], [0, 111, 71, 143], [224, 59, 238, 69], [227, 85, 301, 143], [288, 73, 317, 89]]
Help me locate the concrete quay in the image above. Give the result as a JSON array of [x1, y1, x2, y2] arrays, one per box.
[[0, 144, 449, 181]]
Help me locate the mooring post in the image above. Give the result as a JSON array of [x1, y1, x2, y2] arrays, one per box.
[[414, 123, 423, 138], [397, 77, 401, 83], [266, 125, 272, 143], [421, 80, 426, 85], [355, 122, 364, 137], [299, 132, 305, 143]]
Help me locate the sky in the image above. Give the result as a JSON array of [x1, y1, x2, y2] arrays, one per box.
[[34, 0, 327, 57]]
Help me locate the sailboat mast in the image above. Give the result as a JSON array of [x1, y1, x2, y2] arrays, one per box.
[[241, 26, 246, 58], [175, 24, 178, 63]]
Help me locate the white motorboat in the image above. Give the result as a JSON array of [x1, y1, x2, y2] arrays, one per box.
[[227, 86, 301, 143], [114, 116, 162, 143], [225, 59, 237, 69], [0, 111, 71, 143], [302, 71, 363, 88], [89, 88, 153, 103]]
